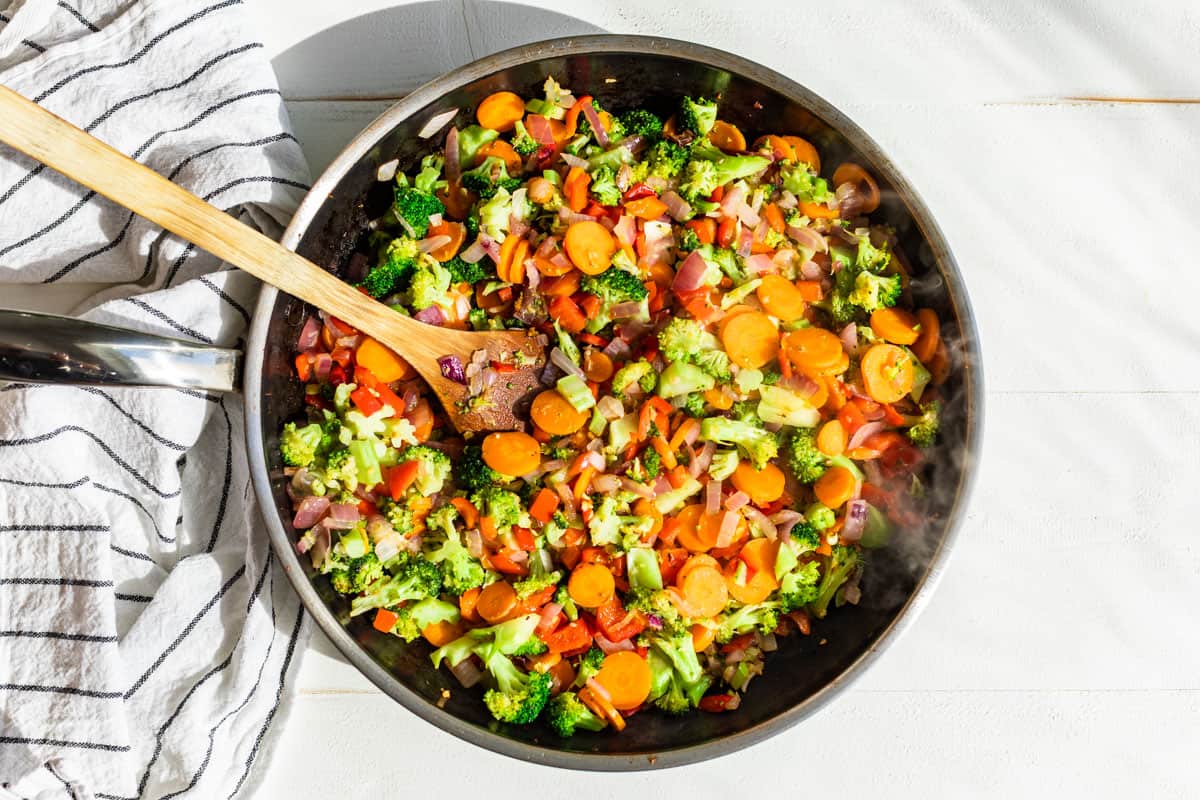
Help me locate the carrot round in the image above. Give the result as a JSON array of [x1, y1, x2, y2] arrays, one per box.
[[832, 162, 881, 213], [675, 553, 720, 588], [729, 461, 786, 506], [708, 120, 746, 153], [564, 220, 617, 275], [679, 564, 729, 618], [816, 419, 847, 457], [802, 350, 850, 378], [476, 91, 526, 132], [726, 568, 776, 605], [691, 623, 717, 653], [422, 619, 464, 646], [582, 350, 614, 383], [911, 308, 941, 363], [782, 136, 821, 172], [481, 431, 541, 476], [870, 308, 920, 345], [737, 538, 781, 589], [563, 166, 591, 213], [674, 504, 719, 553], [530, 389, 589, 436], [754, 134, 796, 162], [782, 327, 842, 371], [719, 310, 779, 369], [568, 562, 616, 608], [476, 580, 518, 623], [633, 498, 663, 538], [813, 465, 856, 509], [595, 651, 653, 710], [474, 139, 522, 175], [756, 274, 808, 322], [355, 337, 415, 383], [426, 219, 467, 263], [860, 343, 915, 404]]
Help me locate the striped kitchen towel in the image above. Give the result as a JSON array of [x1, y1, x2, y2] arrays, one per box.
[[0, 0, 312, 797]]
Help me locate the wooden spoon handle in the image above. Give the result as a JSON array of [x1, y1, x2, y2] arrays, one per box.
[[0, 83, 445, 365]]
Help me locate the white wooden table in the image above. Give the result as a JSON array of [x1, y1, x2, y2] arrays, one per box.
[[15, 0, 1200, 795]]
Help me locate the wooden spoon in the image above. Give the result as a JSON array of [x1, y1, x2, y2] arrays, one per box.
[[0, 84, 545, 434]]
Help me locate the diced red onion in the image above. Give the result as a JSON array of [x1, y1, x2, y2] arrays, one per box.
[[307, 522, 331, 567], [651, 476, 673, 497], [672, 250, 709, 292], [374, 536, 401, 563], [465, 529, 484, 559], [769, 509, 803, 538], [841, 499, 869, 543], [376, 159, 400, 182], [558, 207, 596, 226], [291, 495, 330, 529], [787, 225, 828, 253], [402, 387, 420, 413], [724, 490, 750, 512], [645, 175, 667, 192], [428, 213, 443, 227], [508, 217, 531, 239], [660, 190, 692, 221], [312, 352, 332, 381], [594, 633, 634, 654], [799, 259, 823, 280], [550, 347, 585, 381], [646, 613, 664, 630], [744, 253, 776, 275], [715, 510, 740, 548], [335, 334, 361, 351], [840, 323, 858, 355], [620, 477, 655, 499], [592, 473, 620, 495], [552, 480, 576, 510], [613, 215, 637, 247], [689, 441, 716, 477], [581, 102, 609, 147], [724, 648, 746, 664], [444, 127, 461, 185], [560, 152, 589, 169], [460, 237, 487, 264], [616, 164, 633, 191], [778, 190, 798, 209], [758, 632, 778, 652], [736, 199, 761, 227], [581, 450, 605, 471], [621, 134, 647, 155], [450, 658, 484, 688], [506, 549, 529, 564], [596, 395, 624, 420], [608, 300, 644, 319], [414, 305, 446, 326], [642, 221, 674, 263], [779, 373, 820, 398], [437, 354, 466, 384], [842, 583, 862, 605], [847, 420, 886, 450], [328, 502, 359, 522], [743, 505, 778, 540], [417, 234, 453, 254], [419, 107, 458, 139], [296, 316, 321, 350], [720, 184, 746, 218], [537, 603, 564, 634], [602, 337, 630, 360], [587, 677, 614, 706], [706, 479, 723, 515]]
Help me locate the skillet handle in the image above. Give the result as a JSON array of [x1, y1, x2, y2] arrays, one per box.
[[0, 309, 241, 392]]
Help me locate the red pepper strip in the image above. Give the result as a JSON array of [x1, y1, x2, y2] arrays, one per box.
[[699, 694, 737, 712], [387, 461, 420, 501], [349, 386, 383, 416], [622, 182, 656, 202]]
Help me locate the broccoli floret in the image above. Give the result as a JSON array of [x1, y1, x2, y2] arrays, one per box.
[[460, 156, 523, 200], [786, 427, 829, 484], [656, 361, 715, 399], [481, 650, 553, 724], [513, 569, 562, 599], [587, 494, 654, 548], [328, 550, 384, 595], [280, 421, 323, 467], [471, 486, 523, 528], [695, 244, 747, 285], [510, 118, 539, 156], [588, 165, 622, 206], [657, 317, 719, 364], [677, 227, 702, 252], [908, 399, 941, 448], [617, 109, 664, 141], [444, 255, 490, 285], [362, 237, 420, 298], [392, 186, 445, 239], [644, 139, 689, 179], [456, 124, 499, 164], [390, 597, 460, 642], [678, 159, 718, 203], [680, 392, 708, 418], [413, 154, 446, 195], [574, 646, 606, 687], [545, 691, 607, 736], [757, 384, 821, 429], [790, 523, 822, 553], [825, 238, 900, 322], [779, 161, 835, 205], [611, 359, 657, 402], [848, 270, 902, 314], [805, 502, 836, 531], [627, 589, 688, 636], [644, 630, 711, 713], [678, 96, 718, 136], [641, 448, 663, 480], [477, 187, 514, 242], [316, 412, 342, 453], [376, 497, 415, 535], [810, 545, 860, 619], [321, 447, 358, 492], [707, 448, 739, 481], [691, 349, 731, 382], [406, 256, 452, 311], [457, 444, 503, 492], [855, 236, 891, 272], [678, 143, 770, 203], [580, 267, 649, 304], [427, 534, 486, 596], [350, 553, 443, 616], [779, 560, 821, 612], [716, 602, 781, 643], [699, 417, 779, 470], [396, 445, 452, 496]]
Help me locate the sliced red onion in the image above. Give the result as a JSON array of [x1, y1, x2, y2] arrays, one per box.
[[613, 214, 637, 247], [581, 450, 605, 471], [508, 217, 531, 239], [620, 477, 655, 499], [419, 107, 459, 139], [800, 259, 824, 280], [839, 323, 858, 355], [581, 101, 609, 147], [460, 236, 487, 264], [291, 495, 330, 529], [560, 152, 589, 169], [847, 420, 886, 451], [842, 583, 862, 605], [621, 134, 647, 155], [328, 502, 359, 522], [715, 510, 740, 548], [720, 184, 746, 218], [366, 514, 395, 542], [586, 677, 614, 706], [592, 473, 620, 495], [706, 479, 723, 515], [548, 250, 573, 271], [374, 536, 401, 563], [770, 509, 803, 538], [376, 159, 400, 182], [642, 221, 674, 263], [417, 234, 453, 254], [437, 354, 466, 384], [335, 334, 361, 351], [651, 476, 673, 496], [841, 499, 869, 543], [402, 387, 420, 413], [862, 459, 885, 487], [537, 602, 564, 634], [414, 306, 446, 327], [550, 347, 585, 380], [527, 114, 554, 146], [594, 633, 634, 655], [724, 490, 750, 512], [602, 337, 630, 360], [521, 261, 540, 293], [444, 126, 461, 185], [608, 300, 645, 319], [307, 522, 331, 567], [758, 632, 778, 652], [744, 253, 776, 275], [788, 225, 828, 253], [681, 423, 701, 447], [324, 515, 359, 531], [312, 352, 332, 381], [296, 316, 321, 351], [465, 529, 484, 559], [535, 235, 560, 259], [689, 441, 716, 477], [778, 190, 798, 209], [737, 225, 754, 257], [596, 395, 624, 420], [743, 505, 778, 540], [672, 250, 709, 292], [616, 164, 633, 191], [736, 200, 761, 227], [835, 182, 862, 218], [660, 190, 692, 222], [450, 658, 484, 688], [779, 372, 820, 398], [553, 480, 576, 510], [558, 207, 596, 226]]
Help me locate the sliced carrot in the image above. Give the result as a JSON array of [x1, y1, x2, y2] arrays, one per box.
[[679, 565, 729, 618], [729, 461, 786, 506], [355, 337, 415, 383], [674, 505, 718, 554], [530, 388, 589, 435], [782, 327, 842, 371], [624, 195, 668, 220], [422, 619, 464, 646], [754, 134, 796, 162], [579, 685, 625, 731], [507, 238, 529, 284], [481, 431, 541, 476], [568, 562, 616, 608], [719, 310, 779, 369], [870, 307, 920, 346], [703, 387, 732, 411], [633, 498, 664, 538], [781, 135, 821, 172], [737, 538, 781, 586], [459, 585, 482, 622], [762, 202, 786, 233], [425, 219, 467, 262], [686, 217, 716, 245], [814, 465, 856, 509], [595, 651, 653, 710], [756, 273, 808, 322], [860, 343, 915, 404], [912, 308, 942, 363], [675, 554, 721, 587], [474, 139, 522, 175], [563, 166, 591, 213], [563, 220, 616, 275], [691, 623, 717, 653], [573, 466, 595, 502], [476, 90, 525, 132], [582, 349, 614, 383], [449, 497, 479, 529], [373, 608, 398, 633], [497, 233, 520, 282], [708, 120, 746, 152], [529, 488, 560, 524], [650, 436, 677, 471], [816, 419, 847, 457], [802, 350, 850, 377], [832, 162, 881, 213], [476, 580, 518, 623], [668, 418, 700, 452], [534, 255, 574, 277]]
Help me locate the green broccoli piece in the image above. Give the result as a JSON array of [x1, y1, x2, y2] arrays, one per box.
[[657, 317, 719, 364], [580, 267, 649, 304], [627, 589, 688, 636], [810, 545, 860, 619], [645, 630, 711, 713], [691, 349, 731, 382], [617, 109, 664, 141], [321, 447, 358, 492], [460, 155, 523, 200], [513, 569, 562, 599], [477, 187, 515, 242], [611, 358, 657, 402], [907, 399, 941, 448], [554, 585, 578, 621], [444, 255, 490, 285], [376, 497, 415, 536], [510, 119, 538, 157], [413, 154, 446, 195], [644, 139, 689, 179], [427, 534, 486, 596], [707, 448, 739, 481], [392, 186, 445, 239], [680, 392, 708, 418], [678, 96, 718, 136], [406, 257, 452, 311], [457, 444, 504, 492], [350, 553, 443, 616], [481, 650, 553, 724], [779, 560, 821, 612], [848, 270, 902, 314], [656, 361, 715, 399], [677, 227, 702, 252], [790, 522, 822, 553], [716, 602, 781, 643], [574, 646, 606, 687], [316, 412, 342, 454], [328, 550, 384, 595], [699, 417, 779, 469], [779, 161, 835, 205], [697, 244, 747, 284], [641, 448, 663, 481], [678, 159, 718, 203], [389, 597, 460, 642], [785, 427, 829, 484], [805, 502, 836, 531], [588, 165, 622, 206], [280, 421, 323, 467], [396, 445, 452, 496], [545, 691, 607, 736], [471, 486, 523, 528], [855, 236, 891, 272], [586, 494, 654, 548], [678, 142, 770, 203], [456, 124, 499, 164], [362, 237, 419, 298]]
